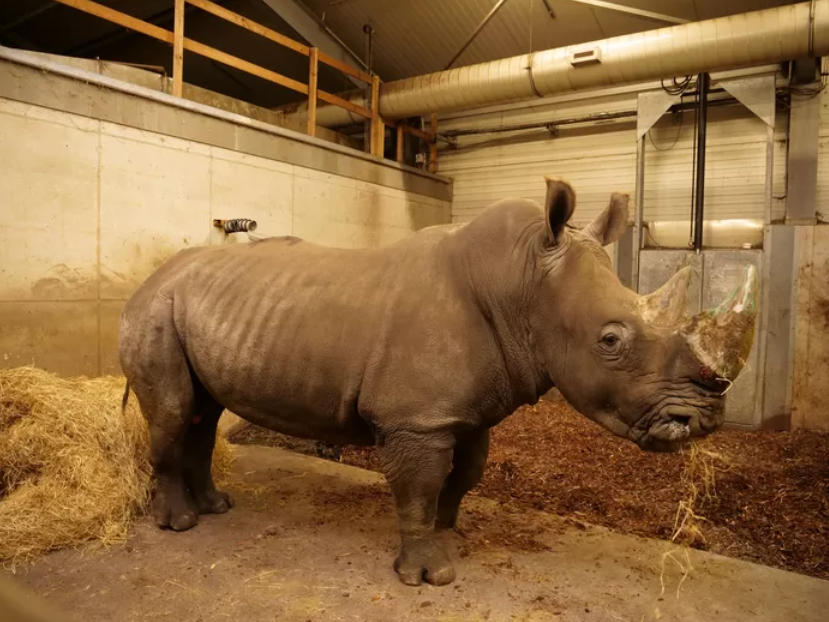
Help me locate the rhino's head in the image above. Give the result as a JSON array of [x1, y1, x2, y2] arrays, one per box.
[[529, 179, 758, 452]]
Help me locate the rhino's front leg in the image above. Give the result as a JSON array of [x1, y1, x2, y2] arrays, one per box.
[[436, 428, 489, 529], [379, 429, 455, 586]]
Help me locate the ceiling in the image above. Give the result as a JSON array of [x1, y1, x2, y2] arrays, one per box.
[[302, 0, 801, 81], [0, 0, 802, 108]]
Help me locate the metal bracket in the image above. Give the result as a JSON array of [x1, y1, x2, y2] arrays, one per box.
[[715, 75, 776, 128], [636, 89, 681, 141]]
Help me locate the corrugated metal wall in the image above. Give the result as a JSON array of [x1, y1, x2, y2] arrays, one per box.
[[439, 89, 788, 228]]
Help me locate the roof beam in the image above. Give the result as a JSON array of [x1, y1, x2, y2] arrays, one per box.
[[566, 0, 689, 25], [0, 2, 58, 35], [444, 0, 511, 70], [258, 0, 370, 86]]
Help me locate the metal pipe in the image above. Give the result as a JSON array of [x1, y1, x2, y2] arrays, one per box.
[[693, 73, 709, 253], [446, 110, 636, 136], [220, 218, 258, 233], [363, 23, 374, 73], [634, 135, 645, 291], [443, 93, 737, 137], [284, 0, 829, 127], [363, 24, 374, 153], [444, 0, 510, 70]]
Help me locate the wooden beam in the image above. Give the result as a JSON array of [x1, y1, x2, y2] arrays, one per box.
[[51, 0, 173, 44], [52, 0, 373, 121], [185, 0, 310, 56], [387, 120, 434, 142], [370, 74, 382, 157], [172, 0, 185, 97], [396, 124, 404, 163], [429, 114, 438, 173], [307, 48, 319, 137], [184, 38, 308, 94], [403, 124, 432, 142], [317, 90, 371, 119], [317, 50, 373, 84]]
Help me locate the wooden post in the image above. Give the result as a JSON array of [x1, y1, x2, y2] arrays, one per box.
[[172, 0, 185, 97], [370, 75, 382, 157], [396, 124, 405, 163], [429, 114, 438, 173], [307, 48, 319, 137]]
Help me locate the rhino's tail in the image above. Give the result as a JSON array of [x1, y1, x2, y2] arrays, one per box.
[[121, 381, 130, 413]]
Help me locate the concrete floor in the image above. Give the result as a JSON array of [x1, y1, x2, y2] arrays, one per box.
[[5, 445, 828, 622]]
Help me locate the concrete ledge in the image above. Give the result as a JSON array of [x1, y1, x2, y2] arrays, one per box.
[[0, 46, 452, 203]]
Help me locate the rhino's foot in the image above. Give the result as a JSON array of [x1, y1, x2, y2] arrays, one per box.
[[393, 542, 455, 586], [195, 489, 234, 515], [153, 488, 198, 532]]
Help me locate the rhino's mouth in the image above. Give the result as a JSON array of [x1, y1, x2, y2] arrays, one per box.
[[597, 404, 714, 453], [638, 402, 722, 452], [641, 415, 692, 452]]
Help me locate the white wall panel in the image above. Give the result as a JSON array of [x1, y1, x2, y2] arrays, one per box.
[[440, 91, 786, 227]]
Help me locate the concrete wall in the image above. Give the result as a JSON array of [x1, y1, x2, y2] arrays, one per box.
[[0, 57, 451, 378], [792, 225, 829, 431], [788, 80, 829, 431]]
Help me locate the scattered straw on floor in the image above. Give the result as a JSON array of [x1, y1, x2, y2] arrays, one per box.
[[0, 367, 233, 565], [302, 398, 828, 578], [659, 441, 730, 597]]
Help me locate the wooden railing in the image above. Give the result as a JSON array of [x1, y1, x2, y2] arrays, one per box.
[[49, 0, 437, 166]]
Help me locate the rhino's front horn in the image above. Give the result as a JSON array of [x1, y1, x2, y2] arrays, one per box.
[[639, 266, 695, 327], [680, 265, 759, 382]]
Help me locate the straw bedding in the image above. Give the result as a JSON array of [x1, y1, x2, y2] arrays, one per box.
[[0, 367, 233, 564], [238, 396, 828, 578]]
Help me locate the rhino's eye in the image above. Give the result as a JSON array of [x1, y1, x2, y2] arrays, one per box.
[[598, 328, 624, 355], [598, 323, 627, 358]]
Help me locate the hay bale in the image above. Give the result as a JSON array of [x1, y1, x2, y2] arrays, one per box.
[[0, 367, 233, 564]]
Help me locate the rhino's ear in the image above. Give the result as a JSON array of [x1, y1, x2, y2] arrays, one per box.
[[543, 177, 576, 245], [582, 192, 629, 246]]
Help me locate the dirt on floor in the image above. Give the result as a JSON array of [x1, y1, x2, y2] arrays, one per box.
[[12, 445, 829, 622], [232, 397, 829, 580]]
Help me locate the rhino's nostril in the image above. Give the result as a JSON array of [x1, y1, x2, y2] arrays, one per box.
[[668, 414, 692, 428], [692, 376, 730, 394]]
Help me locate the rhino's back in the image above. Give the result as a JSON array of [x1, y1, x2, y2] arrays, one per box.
[[121, 228, 475, 441]]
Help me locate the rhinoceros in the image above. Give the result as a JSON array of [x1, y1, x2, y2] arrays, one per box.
[[119, 178, 757, 586]]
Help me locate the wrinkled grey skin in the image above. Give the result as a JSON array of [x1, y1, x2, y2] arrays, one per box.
[[119, 180, 742, 586]]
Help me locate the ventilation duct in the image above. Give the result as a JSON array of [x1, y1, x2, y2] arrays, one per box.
[[283, 0, 829, 128]]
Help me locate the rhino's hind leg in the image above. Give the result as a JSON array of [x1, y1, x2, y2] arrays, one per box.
[[136, 379, 200, 532], [379, 429, 455, 587], [183, 389, 234, 515], [436, 428, 489, 529], [125, 307, 203, 532]]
